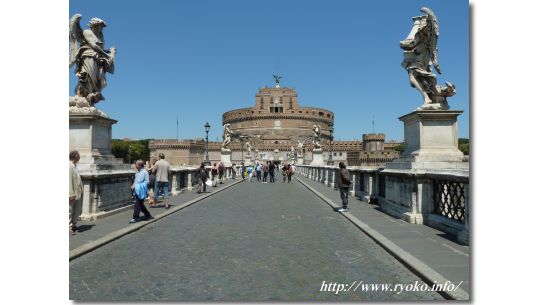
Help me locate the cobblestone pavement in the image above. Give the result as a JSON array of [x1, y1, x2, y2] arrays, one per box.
[[297, 175, 470, 295], [70, 172, 443, 301], [70, 180, 238, 250]]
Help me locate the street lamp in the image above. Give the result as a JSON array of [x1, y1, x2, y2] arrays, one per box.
[[327, 122, 334, 165], [128, 145, 132, 165], [204, 122, 211, 166]]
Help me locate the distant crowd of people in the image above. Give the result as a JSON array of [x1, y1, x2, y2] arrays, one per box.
[[225, 161, 296, 184]]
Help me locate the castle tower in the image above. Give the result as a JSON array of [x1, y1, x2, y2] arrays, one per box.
[[362, 133, 385, 152]]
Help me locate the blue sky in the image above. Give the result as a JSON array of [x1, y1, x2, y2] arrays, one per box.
[[69, 0, 469, 142]]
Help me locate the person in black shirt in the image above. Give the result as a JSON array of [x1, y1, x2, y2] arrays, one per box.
[[268, 161, 276, 183]]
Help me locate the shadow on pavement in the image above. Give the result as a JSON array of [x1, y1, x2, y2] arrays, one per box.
[[76, 224, 94, 233]]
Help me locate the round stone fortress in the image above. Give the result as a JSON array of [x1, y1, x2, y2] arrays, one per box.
[[222, 85, 334, 146]]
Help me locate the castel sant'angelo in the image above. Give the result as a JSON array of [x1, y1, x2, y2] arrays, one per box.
[[222, 77, 333, 148], [149, 76, 400, 166]]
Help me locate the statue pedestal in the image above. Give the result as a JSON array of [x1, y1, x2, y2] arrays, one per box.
[[244, 154, 252, 166], [221, 148, 232, 167], [310, 148, 324, 166], [296, 156, 304, 165], [69, 112, 129, 171], [385, 110, 467, 171], [70, 110, 134, 221]]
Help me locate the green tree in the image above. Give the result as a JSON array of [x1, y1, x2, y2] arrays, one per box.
[[393, 143, 405, 153], [458, 138, 469, 155], [112, 139, 151, 164]]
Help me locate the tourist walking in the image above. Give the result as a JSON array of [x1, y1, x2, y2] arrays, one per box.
[[247, 164, 254, 182], [129, 160, 153, 223], [231, 163, 237, 179], [146, 158, 157, 208], [338, 162, 351, 212], [211, 163, 218, 187], [281, 163, 288, 183], [262, 162, 269, 183], [269, 161, 276, 183], [218, 161, 225, 184], [288, 164, 295, 183], [69, 150, 83, 235], [240, 163, 246, 180], [196, 163, 208, 193], [256, 163, 262, 182], [152, 153, 171, 209]]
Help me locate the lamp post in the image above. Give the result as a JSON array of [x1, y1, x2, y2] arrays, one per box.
[[204, 122, 211, 166], [128, 145, 132, 165], [327, 122, 334, 165]]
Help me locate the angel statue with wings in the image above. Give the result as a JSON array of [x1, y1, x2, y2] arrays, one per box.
[[69, 14, 116, 107], [312, 125, 321, 149], [297, 140, 304, 157], [400, 7, 455, 110], [222, 124, 234, 149]]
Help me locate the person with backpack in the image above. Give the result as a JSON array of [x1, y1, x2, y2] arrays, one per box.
[[196, 163, 208, 193], [268, 161, 276, 183]]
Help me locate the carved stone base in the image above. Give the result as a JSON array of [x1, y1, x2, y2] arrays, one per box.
[[220, 148, 232, 167], [385, 109, 467, 171], [310, 148, 324, 166], [69, 96, 109, 118], [417, 102, 448, 111], [70, 112, 129, 172]]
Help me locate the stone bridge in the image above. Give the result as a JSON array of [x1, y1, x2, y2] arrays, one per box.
[[69, 168, 469, 301]]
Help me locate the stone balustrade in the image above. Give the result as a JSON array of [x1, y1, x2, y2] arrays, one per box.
[[80, 166, 201, 221], [296, 164, 469, 245]]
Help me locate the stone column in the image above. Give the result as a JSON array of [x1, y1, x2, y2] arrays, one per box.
[[331, 169, 336, 189], [350, 173, 356, 196], [367, 174, 374, 196], [80, 180, 93, 220], [187, 171, 193, 190], [406, 177, 431, 225], [171, 173, 179, 195]]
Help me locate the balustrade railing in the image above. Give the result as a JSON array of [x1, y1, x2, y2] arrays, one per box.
[[433, 179, 466, 223], [295, 164, 469, 244]]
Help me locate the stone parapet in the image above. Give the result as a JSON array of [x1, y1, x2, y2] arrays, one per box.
[[296, 164, 469, 245]]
